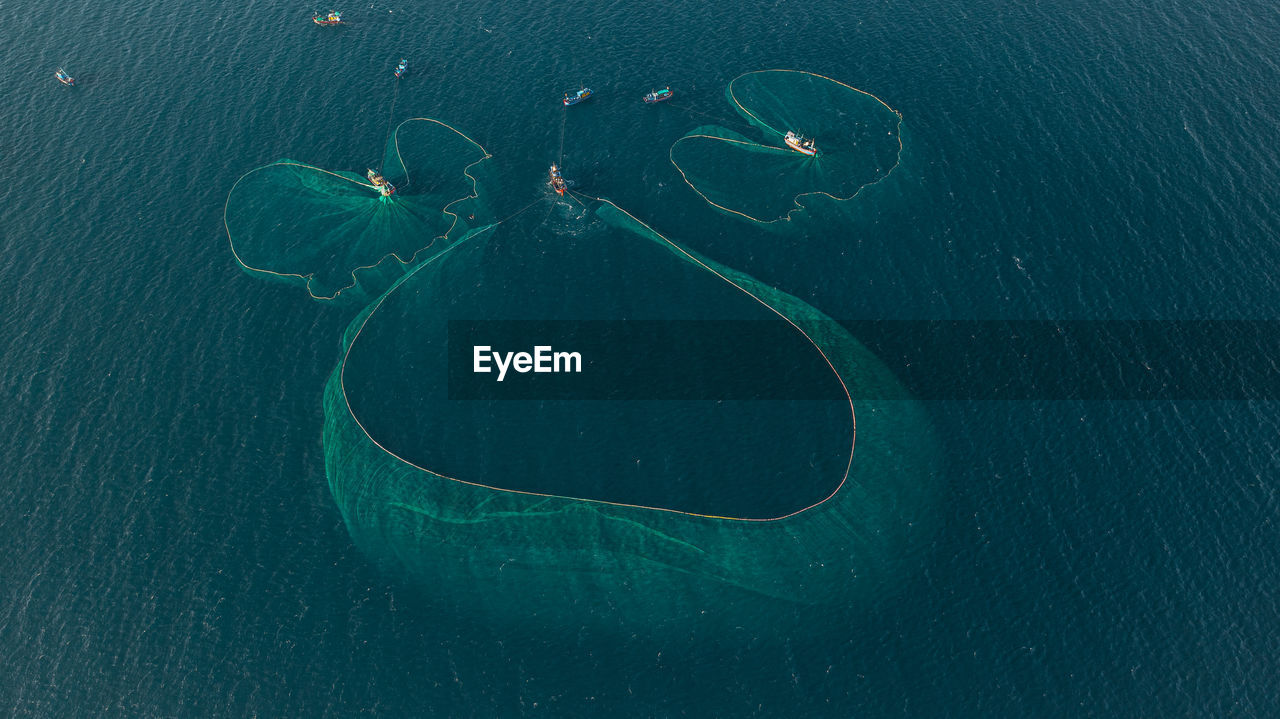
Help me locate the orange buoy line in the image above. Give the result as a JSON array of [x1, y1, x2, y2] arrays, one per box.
[[337, 194, 856, 523]]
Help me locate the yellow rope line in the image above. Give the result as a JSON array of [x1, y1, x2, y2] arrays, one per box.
[[337, 197, 856, 524], [669, 69, 906, 225], [398, 118, 495, 257], [224, 119, 492, 301]]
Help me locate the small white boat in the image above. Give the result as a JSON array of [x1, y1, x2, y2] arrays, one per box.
[[784, 130, 816, 156]]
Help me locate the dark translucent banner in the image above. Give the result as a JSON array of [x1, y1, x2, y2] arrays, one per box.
[[447, 320, 848, 400], [446, 320, 1280, 400]]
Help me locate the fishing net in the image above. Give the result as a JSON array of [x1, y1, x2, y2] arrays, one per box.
[[223, 119, 490, 302], [670, 70, 905, 224], [225, 106, 936, 628], [323, 196, 940, 627]]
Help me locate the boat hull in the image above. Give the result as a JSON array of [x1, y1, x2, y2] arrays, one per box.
[[562, 89, 592, 106], [784, 137, 817, 156]]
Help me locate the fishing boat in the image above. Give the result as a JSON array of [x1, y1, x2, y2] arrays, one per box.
[[313, 10, 343, 25], [394, 59, 407, 78], [367, 168, 396, 196], [643, 87, 673, 104], [55, 68, 75, 86], [548, 164, 567, 195], [562, 87, 592, 106], [784, 130, 817, 156]]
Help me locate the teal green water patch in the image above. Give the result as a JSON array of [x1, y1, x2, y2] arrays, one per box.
[[324, 197, 941, 626], [223, 119, 491, 302], [670, 70, 905, 224]]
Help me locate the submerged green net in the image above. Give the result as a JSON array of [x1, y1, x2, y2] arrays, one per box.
[[323, 196, 939, 627], [223, 119, 490, 302], [670, 70, 905, 224]]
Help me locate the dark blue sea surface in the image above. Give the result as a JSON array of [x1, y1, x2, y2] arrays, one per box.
[[3, 0, 1279, 715]]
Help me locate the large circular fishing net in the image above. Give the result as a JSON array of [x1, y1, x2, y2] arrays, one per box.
[[324, 196, 938, 625], [670, 70, 905, 224]]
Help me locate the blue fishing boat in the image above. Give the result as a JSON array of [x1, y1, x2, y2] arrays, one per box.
[[55, 68, 75, 86], [643, 87, 673, 104], [562, 86, 592, 106], [394, 59, 408, 78], [313, 10, 343, 25]]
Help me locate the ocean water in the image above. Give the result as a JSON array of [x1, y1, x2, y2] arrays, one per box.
[[3, 0, 1280, 715]]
